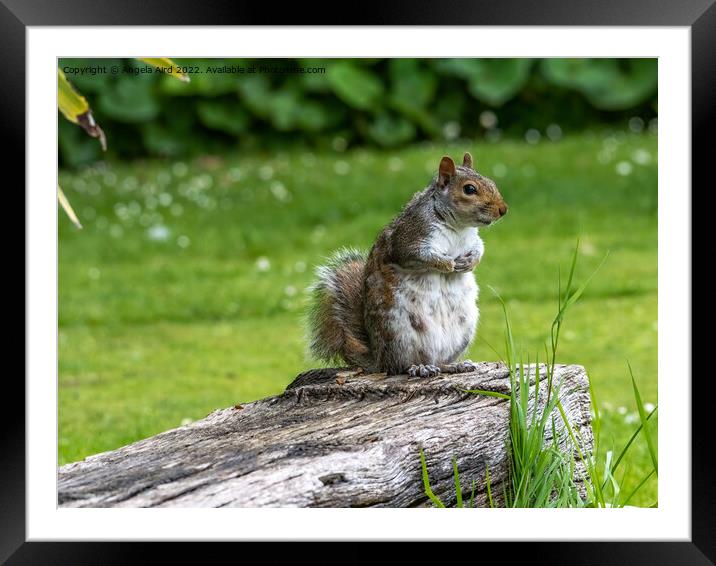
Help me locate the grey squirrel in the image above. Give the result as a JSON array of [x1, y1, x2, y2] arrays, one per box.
[[307, 152, 507, 377]]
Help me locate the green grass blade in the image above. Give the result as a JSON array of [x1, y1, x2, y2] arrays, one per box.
[[560, 252, 610, 317], [557, 265, 563, 312], [490, 286, 516, 374], [564, 237, 580, 301], [463, 388, 510, 400], [530, 354, 540, 429], [588, 377, 602, 451], [419, 447, 445, 508], [478, 336, 506, 365], [452, 456, 463, 508], [485, 466, 494, 508], [628, 363, 658, 476], [556, 399, 601, 505], [520, 357, 528, 426], [607, 406, 658, 482], [621, 469, 656, 507]]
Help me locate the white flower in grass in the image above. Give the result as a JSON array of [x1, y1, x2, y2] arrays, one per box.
[[145, 195, 158, 210], [632, 149, 652, 165], [525, 129, 541, 144], [625, 412, 639, 425], [147, 225, 170, 242], [628, 117, 645, 133], [597, 149, 614, 164], [580, 241, 597, 256], [159, 192, 173, 207], [227, 167, 243, 182], [615, 161, 633, 176], [270, 181, 291, 202], [127, 201, 142, 216], [259, 165, 274, 180], [114, 203, 128, 220], [120, 176, 139, 192], [602, 136, 619, 150], [479, 111, 498, 130], [156, 171, 171, 186], [256, 257, 271, 272], [334, 161, 351, 176], [310, 225, 326, 243], [110, 224, 124, 239], [388, 158, 403, 172], [172, 162, 188, 177], [546, 123, 563, 141], [104, 172, 118, 186], [332, 137, 348, 152], [442, 121, 461, 140], [492, 163, 507, 178]]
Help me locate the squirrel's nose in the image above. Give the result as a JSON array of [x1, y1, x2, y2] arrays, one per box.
[[498, 203, 508, 217]]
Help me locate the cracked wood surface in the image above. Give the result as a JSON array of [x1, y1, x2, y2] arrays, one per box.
[[58, 362, 593, 508]]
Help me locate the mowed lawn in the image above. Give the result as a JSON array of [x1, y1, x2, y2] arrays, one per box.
[[58, 131, 658, 505]]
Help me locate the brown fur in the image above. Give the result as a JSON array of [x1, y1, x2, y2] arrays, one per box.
[[307, 249, 371, 367], [408, 311, 428, 333]]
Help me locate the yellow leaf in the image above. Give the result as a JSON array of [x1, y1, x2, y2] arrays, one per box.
[[137, 58, 191, 83], [57, 69, 106, 151], [58, 185, 82, 229]]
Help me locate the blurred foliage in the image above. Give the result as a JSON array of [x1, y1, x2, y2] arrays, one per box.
[[58, 58, 188, 225], [59, 58, 657, 167]]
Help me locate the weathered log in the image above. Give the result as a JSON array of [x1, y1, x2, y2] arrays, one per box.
[[58, 362, 593, 508]]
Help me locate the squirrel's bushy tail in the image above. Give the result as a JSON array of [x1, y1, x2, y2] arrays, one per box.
[[306, 248, 372, 368]]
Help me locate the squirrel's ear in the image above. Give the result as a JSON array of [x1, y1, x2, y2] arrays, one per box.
[[462, 152, 473, 169], [438, 156, 456, 188]]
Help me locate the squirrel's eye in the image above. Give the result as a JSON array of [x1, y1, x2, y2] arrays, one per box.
[[463, 184, 478, 195]]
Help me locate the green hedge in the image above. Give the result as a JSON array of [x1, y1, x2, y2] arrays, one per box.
[[59, 58, 657, 167]]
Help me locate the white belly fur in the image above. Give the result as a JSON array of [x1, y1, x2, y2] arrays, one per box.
[[389, 226, 482, 367]]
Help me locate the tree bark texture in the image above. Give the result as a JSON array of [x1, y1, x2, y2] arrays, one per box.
[[58, 362, 593, 508]]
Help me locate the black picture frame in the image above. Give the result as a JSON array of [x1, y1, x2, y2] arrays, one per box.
[[6, 0, 708, 562]]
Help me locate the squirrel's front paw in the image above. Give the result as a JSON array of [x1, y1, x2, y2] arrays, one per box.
[[433, 257, 455, 273], [454, 250, 480, 273], [407, 364, 441, 378], [454, 360, 479, 373], [439, 359, 479, 374]]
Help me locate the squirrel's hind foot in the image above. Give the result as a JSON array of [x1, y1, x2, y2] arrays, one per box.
[[440, 360, 479, 374], [407, 364, 441, 378]]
